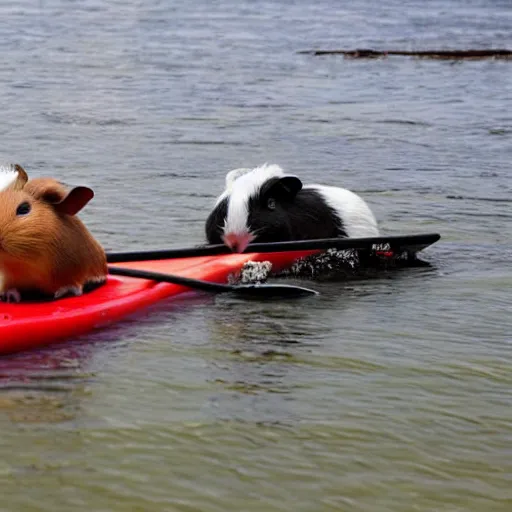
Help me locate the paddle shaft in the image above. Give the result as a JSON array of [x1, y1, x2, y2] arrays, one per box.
[[108, 267, 318, 298], [106, 233, 440, 263]]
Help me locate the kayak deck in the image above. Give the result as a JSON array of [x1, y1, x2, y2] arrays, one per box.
[[0, 250, 317, 355]]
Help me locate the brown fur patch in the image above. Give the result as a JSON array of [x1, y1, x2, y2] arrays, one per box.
[[0, 173, 107, 299]]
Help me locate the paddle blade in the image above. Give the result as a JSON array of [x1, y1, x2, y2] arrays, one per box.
[[232, 283, 318, 299]]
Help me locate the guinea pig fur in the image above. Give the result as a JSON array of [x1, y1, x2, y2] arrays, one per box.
[[0, 164, 107, 302], [205, 163, 379, 252]]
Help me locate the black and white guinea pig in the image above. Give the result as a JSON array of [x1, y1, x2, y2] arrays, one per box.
[[205, 163, 379, 252]]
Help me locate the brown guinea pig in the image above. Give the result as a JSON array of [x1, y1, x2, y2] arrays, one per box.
[[0, 163, 107, 302]]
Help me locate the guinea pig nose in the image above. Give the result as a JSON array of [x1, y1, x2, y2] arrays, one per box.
[[222, 232, 254, 253]]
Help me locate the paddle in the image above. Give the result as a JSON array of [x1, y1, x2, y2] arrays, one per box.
[[108, 266, 318, 299], [106, 233, 441, 263]]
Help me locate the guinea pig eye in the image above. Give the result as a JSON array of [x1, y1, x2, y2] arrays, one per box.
[[16, 202, 31, 216], [267, 197, 276, 210]]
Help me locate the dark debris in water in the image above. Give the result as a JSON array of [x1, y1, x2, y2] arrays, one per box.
[[489, 128, 512, 136], [234, 246, 431, 285], [299, 48, 512, 60], [447, 195, 512, 203]]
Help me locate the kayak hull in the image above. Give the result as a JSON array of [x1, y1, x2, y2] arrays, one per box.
[[0, 251, 316, 356]]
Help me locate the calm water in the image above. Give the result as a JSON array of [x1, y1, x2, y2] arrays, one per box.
[[0, 0, 511, 510]]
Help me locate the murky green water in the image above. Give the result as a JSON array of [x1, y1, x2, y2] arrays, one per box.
[[0, 0, 511, 510]]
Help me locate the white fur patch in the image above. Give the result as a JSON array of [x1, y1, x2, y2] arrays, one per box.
[[0, 289, 21, 303], [213, 167, 253, 208], [223, 163, 286, 236], [304, 184, 379, 237], [0, 164, 20, 192], [225, 168, 252, 190], [54, 285, 83, 299], [89, 275, 107, 284]]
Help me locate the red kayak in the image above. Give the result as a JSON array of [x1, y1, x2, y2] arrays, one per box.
[[0, 250, 315, 356], [0, 233, 441, 357]]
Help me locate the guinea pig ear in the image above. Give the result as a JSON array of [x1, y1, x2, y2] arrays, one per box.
[[25, 178, 94, 216], [262, 175, 303, 201], [0, 163, 29, 192], [52, 185, 94, 215], [279, 176, 303, 198]]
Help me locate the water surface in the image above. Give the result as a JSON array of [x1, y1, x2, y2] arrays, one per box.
[[0, 0, 511, 510]]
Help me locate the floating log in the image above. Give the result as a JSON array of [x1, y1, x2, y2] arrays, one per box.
[[298, 48, 512, 60]]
